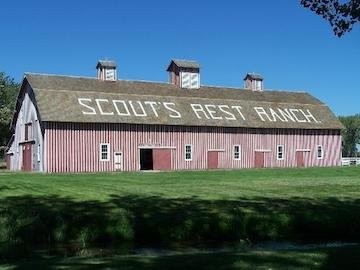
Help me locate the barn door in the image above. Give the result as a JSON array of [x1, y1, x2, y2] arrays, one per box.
[[208, 151, 218, 169], [296, 151, 305, 167], [153, 149, 171, 171], [22, 143, 32, 171], [140, 149, 153, 170], [254, 151, 265, 168], [114, 152, 123, 171]]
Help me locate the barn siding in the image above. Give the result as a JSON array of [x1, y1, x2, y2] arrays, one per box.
[[44, 122, 341, 173]]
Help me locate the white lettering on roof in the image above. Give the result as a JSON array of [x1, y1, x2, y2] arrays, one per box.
[[78, 98, 96, 115], [254, 107, 319, 123], [163, 102, 181, 118], [77, 98, 321, 125]]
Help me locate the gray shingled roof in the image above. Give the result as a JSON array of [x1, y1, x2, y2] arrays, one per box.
[[244, 73, 263, 80], [24, 73, 343, 130], [167, 59, 200, 70], [96, 60, 117, 68]]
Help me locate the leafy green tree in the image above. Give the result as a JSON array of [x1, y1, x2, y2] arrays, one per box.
[[339, 114, 360, 157], [300, 0, 360, 37], [0, 72, 19, 158]]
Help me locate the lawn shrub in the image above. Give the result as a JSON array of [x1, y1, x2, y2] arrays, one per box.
[[293, 199, 360, 241], [106, 209, 134, 241], [0, 214, 10, 242], [0, 207, 40, 244], [77, 227, 97, 248], [53, 217, 67, 242], [245, 212, 293, 241]]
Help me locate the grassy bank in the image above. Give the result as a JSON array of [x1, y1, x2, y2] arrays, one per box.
[[0, 167, 360, 251]]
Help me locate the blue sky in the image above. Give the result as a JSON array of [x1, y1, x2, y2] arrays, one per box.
[[1, 0, 359, 116]]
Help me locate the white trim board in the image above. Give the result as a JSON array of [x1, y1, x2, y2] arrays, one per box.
[[208, 149, 225, 152], [138, 145, 176, 149]]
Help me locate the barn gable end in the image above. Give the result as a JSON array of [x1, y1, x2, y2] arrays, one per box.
[[9, 79, 44, 171]]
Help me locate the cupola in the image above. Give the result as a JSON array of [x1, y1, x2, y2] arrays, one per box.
[[244, 73, 264, 91], [96, 60, 117, 81], [167, 59, 200, 89]]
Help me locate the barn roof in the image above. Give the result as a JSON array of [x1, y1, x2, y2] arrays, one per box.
[[166, 59, 200, 71], [96, 60, 116, 68], [244, 73, 264, 80], [24, 73, 343, 130]]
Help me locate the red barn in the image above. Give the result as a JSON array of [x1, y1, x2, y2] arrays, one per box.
[[6, 59, 343, 172]]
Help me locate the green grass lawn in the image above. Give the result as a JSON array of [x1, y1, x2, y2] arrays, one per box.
[[1, 167, 360, 268], [1, 166, 360, 201]]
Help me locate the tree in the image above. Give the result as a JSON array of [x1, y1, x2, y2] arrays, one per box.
[[300, 0, 360, 37], [0, 72, 19, 159], [339, 114, 360, 157]]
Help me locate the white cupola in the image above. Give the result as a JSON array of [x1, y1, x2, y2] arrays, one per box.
[[167, 59, 200, 89], [244, 73, 264, 91], [96, 60, 117, 81]]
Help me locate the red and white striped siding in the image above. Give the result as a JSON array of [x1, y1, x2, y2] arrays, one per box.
[[44, 122, 342, 173]]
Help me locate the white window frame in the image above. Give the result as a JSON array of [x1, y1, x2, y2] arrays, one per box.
[[100, 143, 110, 161], [317, 145, 323, 159], [185, 144, 193, 161], [277, 145, 284, 160], [190, 73, 200, 89], [105, 68, 116, 81], [255, 80, 262, 91], [181, 72, 200, 89], [233, 145, 241, 160]]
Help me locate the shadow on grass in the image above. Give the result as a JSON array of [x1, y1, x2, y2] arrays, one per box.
[[3, 247, 360, 270], [1, 194, 360, 268]]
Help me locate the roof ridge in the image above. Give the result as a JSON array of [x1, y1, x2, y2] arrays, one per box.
[[25, 72, 98, 80], [172, 58, 199, 62], [25, 73, 314, 95], [25, 72, 172, 85]]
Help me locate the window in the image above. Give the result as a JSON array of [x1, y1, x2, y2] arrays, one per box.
[[277, 145, 284, 160], [181, 72, 200, 89], [185, 144, 192, 161], [233, 145, 241, 160], [317, 145, 323, 159], [105, 68, 116, 81], [25, 123, 32, 141], [255, 80, 262, 91], [100, 143, 110, 161]]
